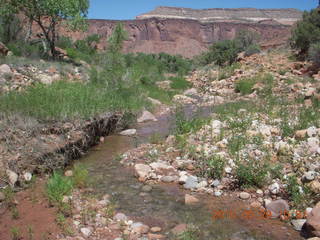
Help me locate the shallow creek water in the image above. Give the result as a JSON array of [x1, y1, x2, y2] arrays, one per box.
[[79, 106, 303, 240]]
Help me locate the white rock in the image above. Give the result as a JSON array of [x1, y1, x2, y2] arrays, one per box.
[[23, 172, 32, 182], [120, 129, 137, 136], [225, 167, 232, 174], [64, 170, 73, 177], [211, 120, 222, 130], [211, 179, 220, 187], [306, 207, 313, 216], [178, 175, 188, 184], [256, 189, 264, 196], [184, 88, 198, 96], [239, 192, 251, 200], [197, 180, 208, 188], [214, 191, 223, 197], [268, 182, 281, 194], [0, 64, 12, 75], [113, 213, 128, 221], [137, 110, 157, 123], [291, 219, 306, 231], [6, 169, 18, 187], [304, 171, 316, 181], [307, 126, 318, 137], [134, 164, 151, 180], [147, 97, 162, 106], [80, 227, 92, 237]]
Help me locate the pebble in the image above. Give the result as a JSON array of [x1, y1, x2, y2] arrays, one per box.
[[291, 219, 307, 231], [23, 172, 32, 182], [268, 182, 280, 195], [239, 192, 251, 200], [185, 194, 200, 205], [211, 179, 220, 187], [120, 129, 137, 136], [113, 213, 128, 222], [183, 176, 198, 189], [214, 191, 223, 197], [161, 176, 177, 183], [142, 185, 153, 192], [80, 227, 92, 237], [304, 171, 316, 181], [64, 170, 73, 177], [150, 227, 162, 233]]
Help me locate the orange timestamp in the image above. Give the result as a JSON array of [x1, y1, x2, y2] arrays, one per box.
[[211, 208, 307, 221]]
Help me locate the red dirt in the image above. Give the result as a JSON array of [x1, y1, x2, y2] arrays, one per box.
[[0, 180, 61, 240]]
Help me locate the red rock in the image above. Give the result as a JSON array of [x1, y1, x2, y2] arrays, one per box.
[[303, 202, 320, 237], [171, 224, 188, 235], [0, 42, 8, 56]]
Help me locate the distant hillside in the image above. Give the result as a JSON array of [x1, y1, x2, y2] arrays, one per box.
[[137, 6, 302, 26]]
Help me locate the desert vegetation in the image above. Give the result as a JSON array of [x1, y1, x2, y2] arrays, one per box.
[[0, 3, 320, 240]]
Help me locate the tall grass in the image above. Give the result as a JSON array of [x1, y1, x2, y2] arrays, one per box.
[[0, 81, 147, 120]]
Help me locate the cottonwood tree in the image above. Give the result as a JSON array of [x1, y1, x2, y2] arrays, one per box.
[[13, 0, 89, 59]]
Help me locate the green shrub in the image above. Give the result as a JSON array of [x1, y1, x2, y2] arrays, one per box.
[[46, 172, 73, 205], [72, 164, 88, 188], [200, 40, 240, 66], [236, 160, 269, 188], [235, 78, 255, 95], [174, 108, 209, 135], [170, 76, 191, 90], [235, 30, 260, 51], [286, 175, 308, 209], [205, 155, 226, 179], [291, 9, 320, 56], [308, 41, 320, 65], [244, 44, 261, 57], [7, 41, 44, 59], [56, 36, 73, 49]]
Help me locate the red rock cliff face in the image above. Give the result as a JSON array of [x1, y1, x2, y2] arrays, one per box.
[[64, 17, 292, 58]]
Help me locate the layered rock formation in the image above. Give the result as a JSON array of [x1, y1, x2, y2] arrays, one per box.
[[137, 6, 302, 25], [61, 7, 302, 57]]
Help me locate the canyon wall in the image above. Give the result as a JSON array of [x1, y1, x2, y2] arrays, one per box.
[[61, 7, 302, 58]]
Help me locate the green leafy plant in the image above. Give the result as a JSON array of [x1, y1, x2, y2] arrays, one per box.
[[309, 41, 320, 66], [10, 226, 21, 240], [46, 172, 73, 205], [235, 159, 269, 188], [291, 9, 320, 57], [72, 163, 88, 188], [235, 78, 255, 95], [205, 155, 226, 179]]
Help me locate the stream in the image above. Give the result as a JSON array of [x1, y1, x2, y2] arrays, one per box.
[[78, 105, 303, 240]]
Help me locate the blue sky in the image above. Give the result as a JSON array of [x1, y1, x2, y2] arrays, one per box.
[[88, 0, 318, 20]]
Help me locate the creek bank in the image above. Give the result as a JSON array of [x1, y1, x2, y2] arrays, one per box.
[[0, 112, 122, 187]]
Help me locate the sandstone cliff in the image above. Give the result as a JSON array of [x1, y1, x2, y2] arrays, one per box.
[[59, 7, 302, 58]]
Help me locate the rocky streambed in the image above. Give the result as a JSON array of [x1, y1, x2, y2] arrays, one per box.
[[71, 105, 303, 240]]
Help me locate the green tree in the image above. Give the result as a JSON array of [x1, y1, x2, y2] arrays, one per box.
[[13, 0, 89, 59], [103, 23, 128, 88], [0, 0, 21, 43], [201, 40, 240, 66], [291, 9, 320, 56]]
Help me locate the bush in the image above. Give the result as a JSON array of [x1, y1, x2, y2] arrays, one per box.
[[236, 30, 260, 51], [236, 160, 269, 188], [235, 78, 255, 95], [244, 44, 261, 57], [291, 9, 320, 56], [72, 164, 88, 188], [200, 40, 240, 66], [308, 41, 320, 65], [46, 172, 73, 204], [205, 155, 226, 179], [169, 76, 191, 90]]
